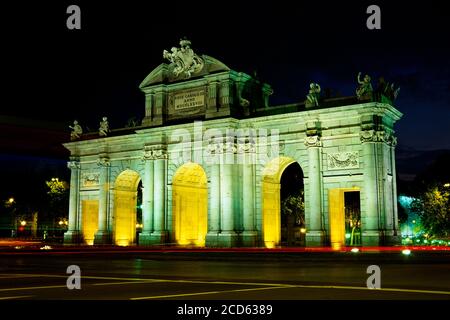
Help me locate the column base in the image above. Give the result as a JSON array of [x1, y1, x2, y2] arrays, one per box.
[[306, 230, 326, 247], [64, 230, 81, 244], [383, 230, 402, 246], [141, 116, 163, 127], [138, 231, 168, 246], [205, 232, 220, 247], [138, 231, 152, 246], [362, 230, 381, 246], [94, 230, 112, 245], [241, 231, 258, 247], [217, 231, 239, 247]]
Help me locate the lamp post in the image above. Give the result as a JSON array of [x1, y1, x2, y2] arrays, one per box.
[[5, 197, 16, 237]]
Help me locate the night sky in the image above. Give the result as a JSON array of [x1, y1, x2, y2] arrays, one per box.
[[2, 0, 450, 151]]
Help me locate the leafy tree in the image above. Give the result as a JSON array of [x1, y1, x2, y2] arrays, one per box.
[[411, 185, 450, 238], [43, 178, 69, 229], [397, 200, 408, 224], [281, 191, 305, 226]]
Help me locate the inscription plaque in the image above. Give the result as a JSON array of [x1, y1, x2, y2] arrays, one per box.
[[167, 87, 206, 120]]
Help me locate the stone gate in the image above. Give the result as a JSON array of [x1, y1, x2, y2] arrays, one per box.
[[64, 40, 402, 248]]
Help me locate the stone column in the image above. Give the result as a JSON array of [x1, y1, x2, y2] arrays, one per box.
[[360, 130, 381, 246], [64, 158, 81, 244], [241, 140, 257, 246], [141, 92, 154, 126], [94, 156, 112, 244], [139, 147, 154, 245], [304, 135, 325, 246], [387, 134, 401, 244], [217, 80, 232, 117], [218, 138, 238, 247], [205, 80, 218, 119], [205, 143, 220, 246], [152, 87, 165, 126], [150, 148, 168, 243]]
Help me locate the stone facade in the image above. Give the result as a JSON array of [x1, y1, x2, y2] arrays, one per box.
[[64, 48, 402, 248]]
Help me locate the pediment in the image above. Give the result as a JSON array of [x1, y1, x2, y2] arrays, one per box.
[[139, 55, 230, 89]]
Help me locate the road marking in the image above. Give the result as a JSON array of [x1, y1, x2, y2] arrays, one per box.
[[0, 275, 41, 279], [131, 286, 284, 300], [1, 273, 156, 282], [0, 281, 163, 292], [0, 285, 67, 292], [92, 280, 163, 286], [0, 295, 33, 300], [287, 284, 450, 295], [2, 273, 450, 296], [0, 273, 285, 287]]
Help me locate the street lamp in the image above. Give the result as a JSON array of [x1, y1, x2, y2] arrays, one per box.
[[8, 197, 14, 204], [20, 220, 26, 226]]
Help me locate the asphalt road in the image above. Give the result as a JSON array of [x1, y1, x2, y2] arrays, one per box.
[[0, 250, 449, 300]]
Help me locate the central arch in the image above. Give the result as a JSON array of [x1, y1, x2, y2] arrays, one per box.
[[172, 162, 208, 246], [262, 156, 304, 248], [113, 169, 141, 246]]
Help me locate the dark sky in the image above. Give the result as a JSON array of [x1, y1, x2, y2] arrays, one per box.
[[2, 0, 450, 150]]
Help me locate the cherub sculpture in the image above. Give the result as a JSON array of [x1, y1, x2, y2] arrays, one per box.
[[69, 120, 83, 140], [306, 82, 321, 107], [99, 116, 109, 137], [356, 72, 373, 100]]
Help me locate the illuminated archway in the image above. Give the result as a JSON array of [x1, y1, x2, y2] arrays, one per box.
[[82, 200, 98, 245], [262, 156, 304, 248], [172, 162, 207, 246], [329, 187, 360, 250], [113, 170, 141, 246]]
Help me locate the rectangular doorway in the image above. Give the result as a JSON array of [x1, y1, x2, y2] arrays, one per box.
[[344, 191, 361, 246], [328, 188, 360, 249]]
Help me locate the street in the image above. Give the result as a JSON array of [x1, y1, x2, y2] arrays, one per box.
[[0, 249, 449, 300]]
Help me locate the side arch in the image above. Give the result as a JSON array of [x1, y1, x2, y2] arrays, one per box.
[[113, 169, 141, 246], [172, 162, 208, 246], [262, 156, 302, 248]]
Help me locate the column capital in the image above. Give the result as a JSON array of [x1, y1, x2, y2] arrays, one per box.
[[153, 148, 167, 160], [360, 129, 397, 146], [221, 137, 237, 153], [389, 135, 398, 147], [142, 145, 167, 160], [142, 146, 154, 161], [97, 157, 110, 167], [360, 129, 375, 143], [237, 138, 256, 154], [206, 137, 237, 155], [67, 160, 80, 170], [304, 135, 321, 147]]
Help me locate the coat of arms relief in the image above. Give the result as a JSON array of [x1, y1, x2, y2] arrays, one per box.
[[163, 39, 204, 79]]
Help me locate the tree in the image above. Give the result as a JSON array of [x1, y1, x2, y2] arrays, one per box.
[[397, 200, 408, 224], [281, 192, 305, 227], [411, 185, 450, 238], [43, 178, 69, 233]]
